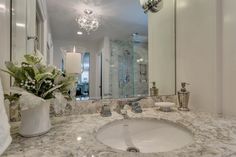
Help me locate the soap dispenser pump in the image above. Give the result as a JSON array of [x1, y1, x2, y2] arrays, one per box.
[[150, 82, 158, 96], [178, 82, 190, 111]]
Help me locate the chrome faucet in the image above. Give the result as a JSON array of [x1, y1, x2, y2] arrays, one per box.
[[127, 96, 146, 103], [129, 102, 142, 113], [115, 96, 145, 118], [127, 96, 145, 113], [100, 104, 112, 117]]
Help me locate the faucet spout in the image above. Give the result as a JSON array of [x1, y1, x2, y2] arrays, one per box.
[[127, 96, 146, 103]]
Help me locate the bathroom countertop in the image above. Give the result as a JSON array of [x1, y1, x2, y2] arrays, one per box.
[[2, 108, 236, 157]]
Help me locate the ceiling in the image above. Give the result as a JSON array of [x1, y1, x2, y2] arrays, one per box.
[[46, 0, 148, 45]]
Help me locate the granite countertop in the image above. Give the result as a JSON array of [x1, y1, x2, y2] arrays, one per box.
[[2, 108, 236, 157]]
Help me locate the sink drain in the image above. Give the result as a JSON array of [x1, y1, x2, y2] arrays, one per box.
[[126, 147, 140, 152]]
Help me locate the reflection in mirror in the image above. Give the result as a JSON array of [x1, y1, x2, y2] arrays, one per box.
[[109, 36, 148, 99], [11, 0, 176, 100], [46, 0, 149, 100], [148, 0, 176, 95]]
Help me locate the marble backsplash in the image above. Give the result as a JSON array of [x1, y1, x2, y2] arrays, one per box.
[[8, 95, 177, 122]]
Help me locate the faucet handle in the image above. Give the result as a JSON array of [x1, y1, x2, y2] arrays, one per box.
[[100, 104, 112, 117], [124, 104, 130, 110], [120, 109, 127, 116]]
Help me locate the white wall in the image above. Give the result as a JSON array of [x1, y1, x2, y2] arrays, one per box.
[[95, 52, 102, 99], [89, 52, 97, 98], [222, 0, 236, 116], [176, 0, 236, 116], [52, 40, 68, 68], [102, 37, 111, 98], [148, 0, 176, 95], [92, 37, 111, 99], [176, 0, 220, 114], [0, 0, 10, 93]]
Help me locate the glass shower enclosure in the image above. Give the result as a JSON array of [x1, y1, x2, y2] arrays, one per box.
[[109, 35, 148, 98]]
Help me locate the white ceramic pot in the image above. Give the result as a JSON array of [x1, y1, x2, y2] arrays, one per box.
[[19, 101, 51, 137]]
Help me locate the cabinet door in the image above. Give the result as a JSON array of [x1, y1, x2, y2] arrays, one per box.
[[12, 0, 36, 62], [26, 0, 36, 53], [12, 0, 27, 62]]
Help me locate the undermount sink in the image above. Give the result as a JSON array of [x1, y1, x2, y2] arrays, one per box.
[[96, 118, 194, 153]]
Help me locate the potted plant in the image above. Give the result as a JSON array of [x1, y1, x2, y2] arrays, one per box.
[[2, 54, 75, 137]]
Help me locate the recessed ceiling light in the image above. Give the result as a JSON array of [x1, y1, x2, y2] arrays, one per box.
[[16, 23, 25, 28], [77, 31, 83, 35]]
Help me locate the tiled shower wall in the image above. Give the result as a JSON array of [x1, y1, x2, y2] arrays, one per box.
[[109, 40, 134, 98], [133, 42, 148, 96], [109, 40, 148, 98]]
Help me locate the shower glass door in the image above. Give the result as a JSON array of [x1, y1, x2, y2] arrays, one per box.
[[109, 35, 148, 99]]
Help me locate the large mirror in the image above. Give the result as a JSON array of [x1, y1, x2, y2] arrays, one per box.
[[11, 0, 176, 100]]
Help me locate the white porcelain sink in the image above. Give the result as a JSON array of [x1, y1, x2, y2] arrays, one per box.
[[96, 118, 194, 153]]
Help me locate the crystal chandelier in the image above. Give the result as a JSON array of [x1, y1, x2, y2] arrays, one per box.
[[76, 9, 100, 34]]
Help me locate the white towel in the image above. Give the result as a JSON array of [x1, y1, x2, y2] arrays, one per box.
[[0, 78, 12, 155]]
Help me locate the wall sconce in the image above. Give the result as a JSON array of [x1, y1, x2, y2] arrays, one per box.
[[140, 0, 163, 13]]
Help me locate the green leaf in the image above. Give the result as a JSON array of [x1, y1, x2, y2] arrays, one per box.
[[35, 72, 53, 82], [32, 64, 39, 75], [42, 84, 64, 98], [24, 71, 33, 81], [1, 63, 26, 83], [14, 69, 27, 82], [0, 69, 16, 78], [5, 61, 19, 73], [24, 54, 42, 65]]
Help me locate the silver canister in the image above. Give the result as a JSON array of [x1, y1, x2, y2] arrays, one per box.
[[150, 82, 158, 96], [178, 82, 190, 111]]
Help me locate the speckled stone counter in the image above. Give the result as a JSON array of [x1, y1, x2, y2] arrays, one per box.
[[2, 108, 236, 157]]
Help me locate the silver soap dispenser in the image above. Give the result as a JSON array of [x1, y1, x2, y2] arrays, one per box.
[[150, 82, 158, 96], [178, 82, 190, 111]]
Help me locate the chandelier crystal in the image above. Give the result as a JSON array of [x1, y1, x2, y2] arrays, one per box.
[[76, 9, 100, 34]]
